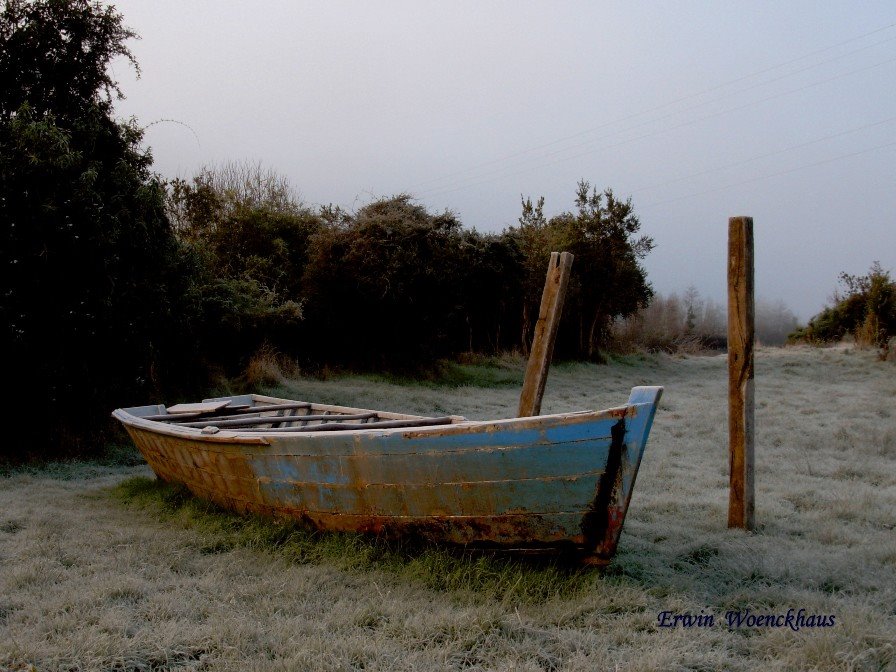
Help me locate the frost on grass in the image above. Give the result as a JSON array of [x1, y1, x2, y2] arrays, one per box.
[[1, 347, 895, 671]]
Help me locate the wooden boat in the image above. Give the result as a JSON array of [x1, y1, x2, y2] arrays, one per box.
[[113, 386, 662, 564]]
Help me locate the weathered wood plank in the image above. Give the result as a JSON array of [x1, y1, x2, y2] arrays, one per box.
[[212, 402, 311, 415], [167, 401, 230, 414], [239, 416, 455, 433], [245, 394, 431, 421], [150, 402, 312, 422], [728, 216, 755, 530], [245, 438, 614, 485], [142, 411, 203, 421], [178, 412, 379, 429], [518, 251, 574, 417], [258, 473, 604, 518]]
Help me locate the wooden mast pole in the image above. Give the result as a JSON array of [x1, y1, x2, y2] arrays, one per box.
[[518, 251, 574, 417], [727, 216, 755, 530]]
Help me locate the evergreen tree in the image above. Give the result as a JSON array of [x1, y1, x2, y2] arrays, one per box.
[[0, 0, 183, 458], [511, 181, 654, 360]]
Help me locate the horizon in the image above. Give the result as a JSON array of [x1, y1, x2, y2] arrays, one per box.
[[111, 1, 896, 321]]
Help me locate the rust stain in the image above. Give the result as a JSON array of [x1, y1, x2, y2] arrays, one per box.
[[290, 510, 575, 547], [127, 424, 604, 551], [580, 418, 626, 557]]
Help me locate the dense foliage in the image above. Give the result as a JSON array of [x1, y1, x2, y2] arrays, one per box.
[[510, 182, 654, 361], [167, 180, 527, 369], [0, 0, 188, 458], [166, 164, 316, 369], [789, 262, 895, 359], [302, 197, 467, 367], [168, 175, 655, 368]]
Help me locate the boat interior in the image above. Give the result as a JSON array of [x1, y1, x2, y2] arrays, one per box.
[[123, 394, 465, 433]]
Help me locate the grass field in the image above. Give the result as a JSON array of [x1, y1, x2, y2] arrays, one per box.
[[1, 346, 894, 671]]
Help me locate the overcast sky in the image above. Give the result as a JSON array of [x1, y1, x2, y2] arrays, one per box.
[[111, 1, 896, 320]]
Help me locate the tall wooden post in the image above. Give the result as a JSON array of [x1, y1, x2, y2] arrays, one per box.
[[518, 251, 574, 417], [728, 216, 755, 530]]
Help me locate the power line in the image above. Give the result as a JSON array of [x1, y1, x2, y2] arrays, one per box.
[[419, 56, 896, 198], [638, 139, 896, 210], [630, 116, 896, 194], [420, 34, 896, 196], [144, 118, 201, 149], [408, 21, 896, 194]]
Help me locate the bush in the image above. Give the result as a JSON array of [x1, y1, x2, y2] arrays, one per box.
[[167, 163, 320, 371], [789, 262, 894, 360], [171, 180, 657, 371], [509, 182, 654, 361], [0, 0, 190, 458], [301, 195, 469, 368], [244, 343, 299, 388], [454, 230, 525, 355]]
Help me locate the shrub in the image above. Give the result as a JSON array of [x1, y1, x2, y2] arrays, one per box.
[[244, 343, 299, 388], [508, 181, 654, 361], [0, 0, 190, 458], [302, 195, 469, 368], [167, 163, 321, 371], [790, 262, 894, 360]]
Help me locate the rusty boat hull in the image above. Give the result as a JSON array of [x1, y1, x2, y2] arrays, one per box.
[[113, 386, 662, 563]]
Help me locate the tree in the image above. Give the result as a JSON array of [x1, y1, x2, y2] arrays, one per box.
[[510, 181, 654, 360], [167, 163, 317, 368], [0, 0, 138, 121], [302, 195, 468, 368], [755, 298, 799, 345], [455, 229, 524, 355], [683, 285, 701, 334], [838, 262, 895, 357], [789, 262, 895, 359], [0, 0, 184, 458]]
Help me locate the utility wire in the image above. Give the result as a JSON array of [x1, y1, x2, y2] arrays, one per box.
[[419, 56, 896, 198], [631, 116, 896, 194], [144, 118, 202, 149], [409, 21, 896, 193], [417, 34, 896, 196], [638, 139, 896, 210]]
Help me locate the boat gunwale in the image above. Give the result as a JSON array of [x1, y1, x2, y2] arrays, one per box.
[[112, 394, 639, 444]]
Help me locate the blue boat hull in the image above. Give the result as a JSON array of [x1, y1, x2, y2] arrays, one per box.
[[114, 386, 662, 562]]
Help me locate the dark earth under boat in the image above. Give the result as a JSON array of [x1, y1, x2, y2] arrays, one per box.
[[113, 386, 662, 564]]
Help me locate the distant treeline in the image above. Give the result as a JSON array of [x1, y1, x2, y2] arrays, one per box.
[[612, 288, 800, 353], [168, 163, 654, 372]]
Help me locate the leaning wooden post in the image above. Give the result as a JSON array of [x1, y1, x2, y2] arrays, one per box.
[[727, 216, 755, 530], [518, 251, 574, 417]]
